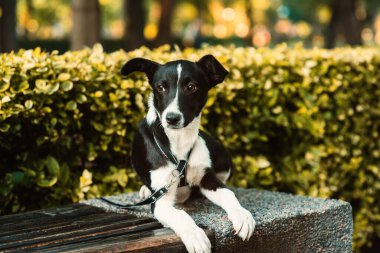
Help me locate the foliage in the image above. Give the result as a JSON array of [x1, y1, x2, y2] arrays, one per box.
[[1, 44, 380, 251]]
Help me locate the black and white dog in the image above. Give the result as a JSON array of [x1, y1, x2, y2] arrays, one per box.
[[121, 55, 255, 253]]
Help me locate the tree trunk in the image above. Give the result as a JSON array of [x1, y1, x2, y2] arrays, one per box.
[[154, 0, 177, 47], [326, 0, 362, 48], [123, 0, 146, 51], [245, 0, 254, 45], [71, 0, 101, 50], [0, 0, 17, 52]]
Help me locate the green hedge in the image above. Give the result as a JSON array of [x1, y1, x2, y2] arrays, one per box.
[[1, 44, 379, 251]]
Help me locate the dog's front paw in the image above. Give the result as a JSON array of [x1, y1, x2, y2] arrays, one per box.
[[228, 207, 255, 241], [139, 185, 151, 199], [178, 226, 211, 253]]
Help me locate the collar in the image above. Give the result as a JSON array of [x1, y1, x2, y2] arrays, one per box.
[[152, 131, 195, 187]]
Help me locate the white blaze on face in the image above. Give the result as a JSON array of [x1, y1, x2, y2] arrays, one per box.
[[162, 64, 184, 128]]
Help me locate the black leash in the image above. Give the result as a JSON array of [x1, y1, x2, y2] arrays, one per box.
[[99, 132, 194, 209], [152, 134, 190, 187]]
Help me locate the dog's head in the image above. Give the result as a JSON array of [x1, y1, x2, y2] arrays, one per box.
[[121, 55, 228, 129]]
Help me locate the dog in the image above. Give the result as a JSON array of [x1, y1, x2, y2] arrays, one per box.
[[121, 55, 255, 253]]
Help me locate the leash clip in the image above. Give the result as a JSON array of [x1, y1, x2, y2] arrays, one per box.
[[165, 170, 180, 190]]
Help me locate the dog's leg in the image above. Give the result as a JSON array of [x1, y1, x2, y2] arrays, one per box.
[[154, 192, 211, 253], [200, 169, 255, 241], [216, 169, 231, 184], [151, 167, 211, 253], [176, 186, 191, 203], [139, 185, 151, 199]]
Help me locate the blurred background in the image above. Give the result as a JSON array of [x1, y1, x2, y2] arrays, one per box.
[[1, 0, 380, 53]]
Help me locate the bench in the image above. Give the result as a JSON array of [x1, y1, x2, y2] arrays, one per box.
[[0, 188, 352, 252]]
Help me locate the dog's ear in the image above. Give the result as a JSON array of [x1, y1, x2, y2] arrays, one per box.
[[197, 55, 229, 88], [121, 58, 160, 84]]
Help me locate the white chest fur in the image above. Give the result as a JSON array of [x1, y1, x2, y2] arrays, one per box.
[[151, 136, 211, 187], [164, 116, 200, 160], [164, 116, 211, 185], [186, 136, 211, 184]]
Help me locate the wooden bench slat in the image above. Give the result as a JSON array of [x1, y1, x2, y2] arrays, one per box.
[[0, 214, 152, 243], [1, 217, 161, 251], [16, 221, 162, 252], [34, 228, 214, 253], [122, 228, 214, 253], [0, 204, 98, 223], [0, 204, 106, 233], [1, 212, 114, 236], [0, 208, 135, 235]]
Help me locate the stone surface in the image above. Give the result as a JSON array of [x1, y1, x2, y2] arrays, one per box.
[[83, 188, 353, 253]]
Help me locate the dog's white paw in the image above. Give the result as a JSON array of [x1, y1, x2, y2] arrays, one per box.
[[178, 226, 211, 253], [228, 207, 255, 241], [139, 185, 151, 199]]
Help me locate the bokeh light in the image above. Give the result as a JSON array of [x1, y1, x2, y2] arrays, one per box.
[[317, 6, 331, 24], [375, 14, 380, 45], [222, 8, 236, 22], [277, 5, 290, 18], [252, 25, 271, 47], [3, 0, 379, 50], [296, 21, 311, 38], [275, 19, 291, 34], [361, 28, 373, 43], [26, 19, 39, 33], [144, 23, 158, 41], [235, 23, 249, 38], [213, 24, 228, 39]]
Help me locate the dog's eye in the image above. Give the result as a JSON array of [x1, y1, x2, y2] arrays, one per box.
[[157, 84, 167, 93], [185, 83, 198, 93]]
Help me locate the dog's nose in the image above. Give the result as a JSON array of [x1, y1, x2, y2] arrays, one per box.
[[166, 113, 181, 125]]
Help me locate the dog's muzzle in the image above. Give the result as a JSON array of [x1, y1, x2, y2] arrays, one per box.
[[165, 112, 183, 128]]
